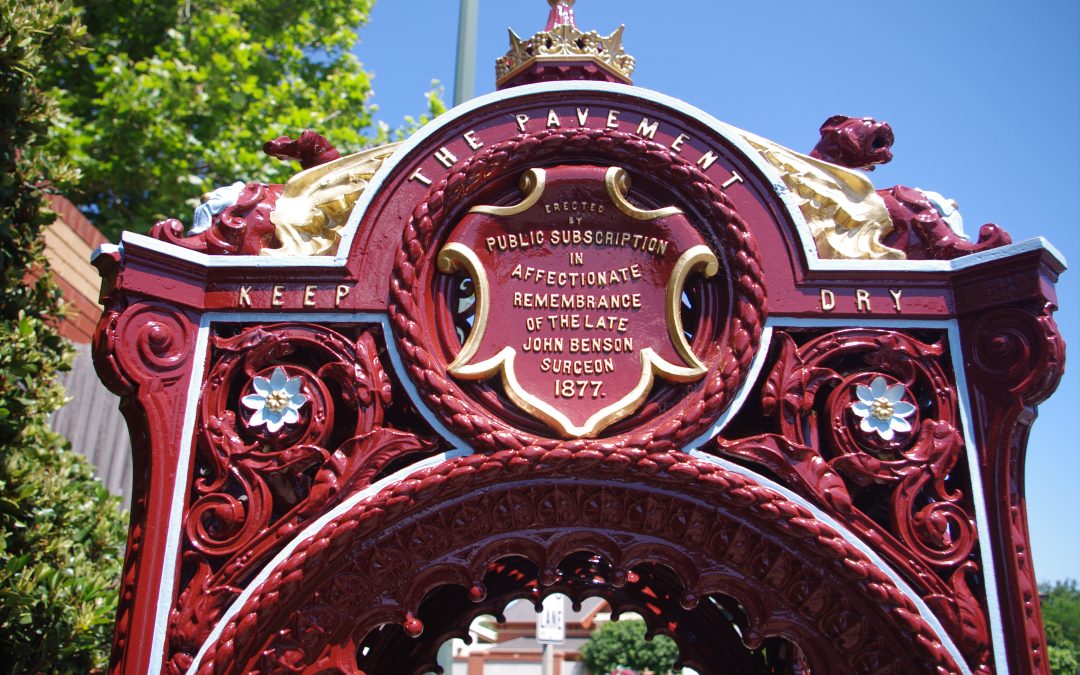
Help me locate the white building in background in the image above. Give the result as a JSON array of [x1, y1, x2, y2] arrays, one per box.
[[443, 596, 697, 675]]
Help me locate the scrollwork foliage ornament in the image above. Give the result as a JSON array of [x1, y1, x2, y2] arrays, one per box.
[[95, 302, 198, 395], [166, 324, 432, 673], [715, 328, 991, 670]]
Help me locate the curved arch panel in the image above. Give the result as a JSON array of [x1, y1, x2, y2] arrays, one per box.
[[192, 449, 964, 674]]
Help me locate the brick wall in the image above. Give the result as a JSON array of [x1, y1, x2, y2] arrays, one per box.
[[43, 194, 107, 344]]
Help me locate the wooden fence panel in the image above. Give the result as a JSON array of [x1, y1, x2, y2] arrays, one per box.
[[50, 343, 132, 507]]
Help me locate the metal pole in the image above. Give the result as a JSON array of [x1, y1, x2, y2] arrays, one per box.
[[541, 642, 554, 675], [454, 0, 479, 106]]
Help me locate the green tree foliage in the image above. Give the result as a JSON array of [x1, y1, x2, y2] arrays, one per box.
[[1, 0, 128, 671], [1042, 580, 1080, 675], [580, 619, 681, 675], [47, 0, 428, 241], [0, 440, 127, 673]]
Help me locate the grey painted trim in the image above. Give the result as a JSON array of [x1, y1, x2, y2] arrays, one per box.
[[149, 314, 211, 675]]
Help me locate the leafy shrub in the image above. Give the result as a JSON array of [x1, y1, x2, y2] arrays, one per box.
[[1042, 580, 1080, 675], [580, 619, 681, 675], [1, 0, 127, 671], [0, 434, 126, 673]]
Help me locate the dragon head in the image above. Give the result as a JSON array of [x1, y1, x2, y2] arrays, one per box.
[[810, 115, 894, 171]]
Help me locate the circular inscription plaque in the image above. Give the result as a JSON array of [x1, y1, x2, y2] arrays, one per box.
[[389, 117, 767, 450]]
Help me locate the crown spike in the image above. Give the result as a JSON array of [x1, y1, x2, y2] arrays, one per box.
[[496, 0, 635, 90]]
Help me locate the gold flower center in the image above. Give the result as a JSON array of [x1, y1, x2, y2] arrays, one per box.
[[870, 397, 894, 420], [265, 391, 291, 413]]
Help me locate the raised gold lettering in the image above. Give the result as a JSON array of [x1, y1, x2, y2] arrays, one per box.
[[433, 146, 458, 168], [697, 150, 719, 171], [820, 289, 836, 312], [409, 168, 432, 186], [889, 289, 903, 312], [512, 292, 643, 309], [522, 336, 565, 353], [238, 285, 252, 307], [720, 171, 744, 190], [272, 285, 285, 308], [463, 130, 483, 150], [636, 117, 659, 139], [303, 285, 317, 307], [544, 359, 616, 377], [856, 289, 872, 312], [335, 285, 350, 307], [567, 337, 634, 353]]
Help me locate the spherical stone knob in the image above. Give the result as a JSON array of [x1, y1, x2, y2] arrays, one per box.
[[468, 582, 487, 602], [680, 592, 699, 610], [403, 613, 424, 638], [540, 567, 559, 586]]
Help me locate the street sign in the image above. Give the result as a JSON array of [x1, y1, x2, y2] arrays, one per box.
[[536, 594, 565, 644]]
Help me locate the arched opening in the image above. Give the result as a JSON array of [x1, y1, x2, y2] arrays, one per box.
[[356, 552, 809, 674]]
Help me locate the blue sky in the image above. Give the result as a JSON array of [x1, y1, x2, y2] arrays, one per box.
[[356, 0, 1078, 583]]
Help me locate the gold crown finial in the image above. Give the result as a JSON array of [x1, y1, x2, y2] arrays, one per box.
[[496, 1, 635, 88]]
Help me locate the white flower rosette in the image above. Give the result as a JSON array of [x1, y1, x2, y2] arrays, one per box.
[[241, 367, 309, 433], [851, 375, 917, 441]]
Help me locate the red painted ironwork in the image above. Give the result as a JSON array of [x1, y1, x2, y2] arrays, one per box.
[[90, 63, 1064, 673], [434, 163, 719, 436], [149, 182, 282, 255], [194, 448, 964, 675], [545, 0, 576, 31], [93, 301, 201, 674], [717, 327, 990, 669], [878, 185, 1013, 260], [810, 115, 896, 170], [810, 114, 1013, 260], [146, 132, 341, 256], [165, 323, 435, 673], [263, 130, 342, 170], [962, 301, 1066, 674]]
